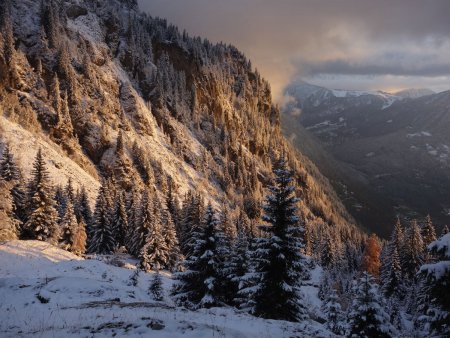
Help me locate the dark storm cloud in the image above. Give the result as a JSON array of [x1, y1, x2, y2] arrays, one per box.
[[137, 0, 450, 97]]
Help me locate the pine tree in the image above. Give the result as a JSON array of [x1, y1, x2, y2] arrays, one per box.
[[130, 189, 152, 257], [419, 233, 450, 337], [88, 181, 116, 254], [59, 199, 78, 251], [124, 188, 140, 254], [0, 143, 20, 181], [150, 270, 164, 301], [0, 178, 18, 240], [179, 192, 203, 256], [227, 221, 250, 307], [401, 219, 424, 281], [323, 289, 344, 335], [243, 157, 308, 322], [348, 272, 395, 338], [172, 204, 222, 309], [54, 184, 67, 221], [74, 186, 92, 230], [0, 144, 25, 230], [382, 246, 403, 298], [23, 149, 59, 243], [140, 198, 168, 271], [422, 215, 437, 262], [162, 208, 182, 271], [422, 215, 437, 248], [111, 192, 128, 249]]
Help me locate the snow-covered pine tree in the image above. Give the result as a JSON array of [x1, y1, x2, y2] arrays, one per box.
[[179, 192, 203, 256], [0, 178, 18, 240], [74, 186, 92, 230], [23, 149, 60, 243], [401, 219, 424, 281], [130, 189, 152, 257], [422, 215, 436, 262], [228, 220, 250, 307], [88, 180, 116, 254], [149, 270, 164, 301], [348, 272, 396, 338], [382, 246, 403, 299], [59, 199, 78, 251], [54, 184, 67, 221], [419, 233, 450, 337], [172, 203, 222, 309], [161, 208, 182, 271], [245, 157, 308, 322], [111, 191, 128, 249], [0, 143, 25, 230], [323, 289, 344, 335], [124, 188, 140, 254], [0, 143, 20, 181], [140, 197, 169, 271]]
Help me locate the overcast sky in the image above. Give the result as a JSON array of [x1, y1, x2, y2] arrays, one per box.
[[138, 0, 450, 101]]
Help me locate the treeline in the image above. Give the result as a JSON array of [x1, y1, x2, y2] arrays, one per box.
[[319, 215, 450, 337]]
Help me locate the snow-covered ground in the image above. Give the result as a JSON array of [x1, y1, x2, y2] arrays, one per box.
[[0, 240, 332, 338]]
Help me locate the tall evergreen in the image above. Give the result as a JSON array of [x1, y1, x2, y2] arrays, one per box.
[[59, 199, 78, 251], [172, 203, 222, 309], [0, 143, 20, 181], [112, 192, 128, 249], [140, 197, 168, 271], [348, 272, 395, 338], [422, 215, 437, 262], [88, 181, 116, 254], [74, 186, 92, 230], [381, 219, 404, 297], [401, 219, 424, 281], [243, 157, 308, 322], [162, 208, 182, 271], [24, 149, 59, 243], [0, 144, 26, 228], [130, 189, 153, 257], [323, 289, 344, 335]]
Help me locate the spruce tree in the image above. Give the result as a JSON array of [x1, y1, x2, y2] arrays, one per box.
[[0, 143, 20, 181], [140, 198, 168, 271], [74, 186, 92, 230], [130, 189, 152, 257], [162, 208, 182, 271], [244, 157, 308, 322], [88, 181, 116, 254], [24, 149, 59, 243], [59, 199, 78, 251], [348, 272, 395, 338], [172, 203, 222, 309], [227, 221, 250, 307], [401, 220, 424, 281], [149, 270, 164, 301], [112, 192, 128, 249], [0, 144, 26, 229], [323, 289, 344, 335], [441, 225, 449, 236]]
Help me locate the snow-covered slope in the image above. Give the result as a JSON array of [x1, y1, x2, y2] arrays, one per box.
[[0, 240, 332, 338]]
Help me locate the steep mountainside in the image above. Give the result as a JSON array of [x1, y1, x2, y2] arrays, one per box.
[[0, 0, 362, 245], [284, 80, 450, 237]]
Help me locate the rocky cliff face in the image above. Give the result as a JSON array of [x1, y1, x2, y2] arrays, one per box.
[[0, 0, 363, 245]]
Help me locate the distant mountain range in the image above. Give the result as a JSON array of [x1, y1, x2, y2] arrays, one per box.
[[283, 80, 449, 237]]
